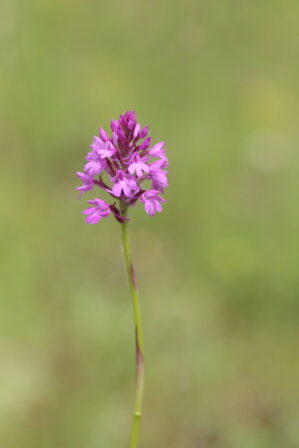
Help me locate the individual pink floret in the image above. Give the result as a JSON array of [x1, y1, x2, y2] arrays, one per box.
[[76, 172, 94, 194], [128, 154, 150, 178], [83, 199, 110, 224], [140, 190, 166, 216], [111, 171, 139, 198]]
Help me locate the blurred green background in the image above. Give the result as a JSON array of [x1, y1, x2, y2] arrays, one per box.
[[1, 0, 299, 447]]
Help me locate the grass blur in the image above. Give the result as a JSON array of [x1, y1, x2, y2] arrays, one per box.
[[1, 0, 299, 447]]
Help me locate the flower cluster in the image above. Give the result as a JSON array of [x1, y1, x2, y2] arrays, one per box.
[[76, 111, 168, 224]]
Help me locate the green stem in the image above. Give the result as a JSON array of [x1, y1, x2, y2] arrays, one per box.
[[120, 203, 145, 448]]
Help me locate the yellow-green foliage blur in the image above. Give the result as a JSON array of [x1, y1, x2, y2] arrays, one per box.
[[1, 1, 299, 447]]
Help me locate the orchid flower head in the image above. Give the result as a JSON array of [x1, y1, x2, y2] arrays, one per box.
[[76, 111, 168, 223]]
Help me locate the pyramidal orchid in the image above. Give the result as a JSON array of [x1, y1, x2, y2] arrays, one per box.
[[76, 111, 168, 448]]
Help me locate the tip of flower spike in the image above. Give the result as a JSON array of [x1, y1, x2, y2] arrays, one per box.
[[125, 110, 136, 121], [125, 111, 136, 129]]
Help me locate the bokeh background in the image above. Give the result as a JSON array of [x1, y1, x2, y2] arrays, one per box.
[[1, 1, 299, 447]]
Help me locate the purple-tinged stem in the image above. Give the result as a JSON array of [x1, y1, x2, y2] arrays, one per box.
[[120, 201, 145, 448]]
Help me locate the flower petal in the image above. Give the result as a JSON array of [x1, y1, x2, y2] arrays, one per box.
[[83, 207, 96, 215], [85, 211, 101, 224]]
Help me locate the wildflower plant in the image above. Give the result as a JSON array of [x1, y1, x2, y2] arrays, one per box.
[[76, 111, 168, 448]]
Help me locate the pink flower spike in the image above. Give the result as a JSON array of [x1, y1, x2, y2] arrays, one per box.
[[76, 111, 168, 223], [83, 198, 110, 224]]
